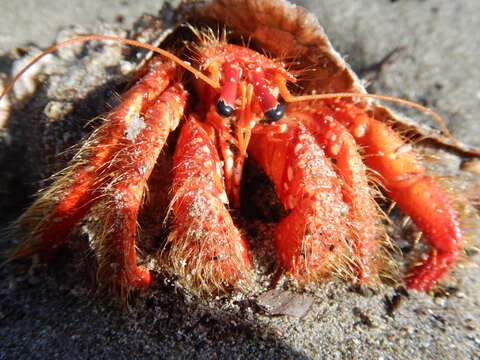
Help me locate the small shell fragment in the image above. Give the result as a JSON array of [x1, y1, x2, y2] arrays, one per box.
[[257, 289, 315, 318]]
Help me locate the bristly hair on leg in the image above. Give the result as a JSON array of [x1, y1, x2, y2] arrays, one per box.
[[165, 118, 253, 296], [7, 116, 118, 262], [165, 178, 254, 296]]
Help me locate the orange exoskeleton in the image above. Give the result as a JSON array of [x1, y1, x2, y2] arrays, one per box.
[[3, 0, 474, 299]]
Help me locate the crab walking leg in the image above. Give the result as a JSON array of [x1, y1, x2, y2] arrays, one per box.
[[169, 117, 252, 293], [10, 61, 176, 261], [249, 123, 352, 282], [94, 83, 187, 290], [327, 100, 463, 291], [289, 107, 383, 283]]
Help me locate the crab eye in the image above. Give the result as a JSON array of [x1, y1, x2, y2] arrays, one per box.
[[265, 103, 284, 122], [216, 99, 234, 117]]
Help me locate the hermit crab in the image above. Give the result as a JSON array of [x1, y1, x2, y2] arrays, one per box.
[[2, 0, 477, 300]]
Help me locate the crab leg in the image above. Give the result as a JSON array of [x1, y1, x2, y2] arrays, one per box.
[[288, 106, 384, 283], [93, 83, 187, 291], [168, 116, 252, 293], [249, 123, 352, 282], [322, 100, 463, 291], [11, 61, 176, 263]]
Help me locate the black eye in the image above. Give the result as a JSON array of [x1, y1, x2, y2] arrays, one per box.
[[216, 99, 234, 117], [265, 103, 284, 122]]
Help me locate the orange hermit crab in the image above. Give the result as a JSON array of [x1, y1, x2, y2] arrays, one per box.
[[2, 0, 473, 298]]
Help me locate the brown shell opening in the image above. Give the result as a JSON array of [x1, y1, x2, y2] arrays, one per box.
[[149, 0, 479, 156], [164, 0, 365, 97]]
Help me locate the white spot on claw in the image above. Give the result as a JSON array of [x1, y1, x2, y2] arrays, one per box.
[[219, 190, 229, 204], [287, 195, 296, 209], [278, 124, 288, 133], [287, 167, 293, 182], [330, 143, 340, 156], [201, 145, 210, 154], [354, 124, 366, 138], [125, 114, 146, 141], [226, 157, 234, 174], [216, 162, 223, 177]]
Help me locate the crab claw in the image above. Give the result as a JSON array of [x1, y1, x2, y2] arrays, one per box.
[[168, 116, 252, 294], [249, 122, 355, 282]]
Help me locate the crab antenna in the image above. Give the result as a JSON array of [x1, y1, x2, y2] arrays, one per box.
[[276, 75, 452, 138], [0, 35, 220, 126]]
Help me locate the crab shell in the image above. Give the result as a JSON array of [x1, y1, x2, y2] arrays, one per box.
[[176, 0, 479, 154]]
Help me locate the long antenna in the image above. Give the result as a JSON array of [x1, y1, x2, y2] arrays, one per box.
[[0, 35, 220, 121], [1, 34, 452, 139], [276, 75, 452, 138]]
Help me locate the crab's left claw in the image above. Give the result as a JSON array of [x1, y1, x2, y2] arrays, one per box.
[[168, 116, 252, 294]]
